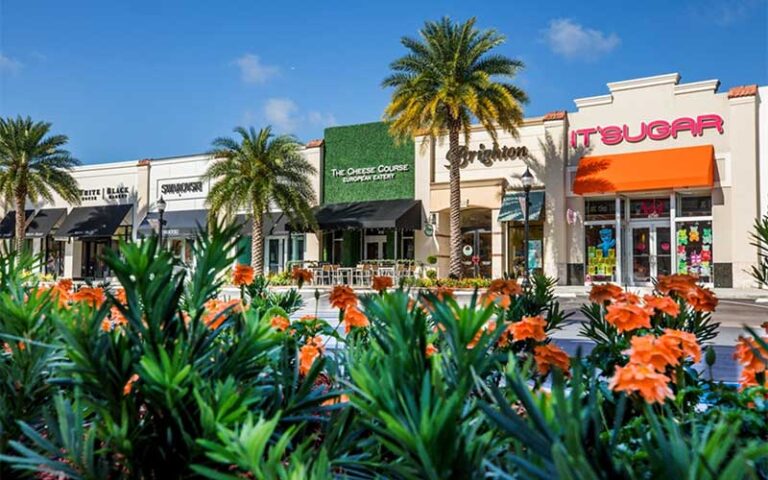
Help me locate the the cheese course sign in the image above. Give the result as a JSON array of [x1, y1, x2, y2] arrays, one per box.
[[330, 164, 410, 184]]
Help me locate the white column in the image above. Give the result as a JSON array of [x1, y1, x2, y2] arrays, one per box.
[[615, 197, 622, 284], [491, 208, 503, 278]]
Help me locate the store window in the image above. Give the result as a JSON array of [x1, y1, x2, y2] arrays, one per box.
[[585, 199, 623, 221], [675, 220, 713, 283], [508, 224, 544, 278], [45, 237, 65, 277], [629, 198, 670, 219], [585, 224, 618, 282], [677, 195, 712, 217], [399, 230, 415, 260]]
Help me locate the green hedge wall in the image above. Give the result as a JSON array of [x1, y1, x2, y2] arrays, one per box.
[[323, 122, 414, 204]]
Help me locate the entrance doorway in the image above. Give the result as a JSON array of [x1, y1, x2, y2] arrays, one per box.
[[460, 208, 492, 278], [82, 239, 112, 278], [364, 234, 387, 260], [266, 237, 285, 274], [629, 223, 671, 285]]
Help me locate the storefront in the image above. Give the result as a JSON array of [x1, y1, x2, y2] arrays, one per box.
[[567, 74, 761, 288], [317, 122, 423, 266]]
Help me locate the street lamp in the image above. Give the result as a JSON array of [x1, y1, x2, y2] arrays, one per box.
[[157, 196, 167, 246], [521, 167, 534, 287]]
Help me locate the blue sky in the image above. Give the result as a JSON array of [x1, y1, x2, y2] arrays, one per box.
[[0, 0, 766, 164]]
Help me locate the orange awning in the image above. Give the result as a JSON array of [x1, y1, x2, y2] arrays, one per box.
[[572, 145, 714, 195]]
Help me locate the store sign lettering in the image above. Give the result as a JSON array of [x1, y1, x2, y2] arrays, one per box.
[[570, 114, 724, 147], [160, 181, 204, 197], [79, 186, 130, 202], [446, 144, 528, 169], [331, 164, 410, 184]]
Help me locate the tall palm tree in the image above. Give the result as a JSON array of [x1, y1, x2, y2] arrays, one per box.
[[383, 17, 527, 278], [0, 116, 80, 251], [202, 126, 317, 273]]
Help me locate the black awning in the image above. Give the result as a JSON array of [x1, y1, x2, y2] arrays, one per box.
[[26, 208, 68, 238], [237, 212, 305, 236], [55, 204, 133, 238], [138, 209, 208, 238], [315, 199, 423, 230], [0, 210, 34, 238]]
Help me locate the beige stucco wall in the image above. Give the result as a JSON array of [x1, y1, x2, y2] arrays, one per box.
[[302, 144, 323, 263]]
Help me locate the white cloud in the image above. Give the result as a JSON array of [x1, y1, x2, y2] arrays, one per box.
[[0, 53, 22, 74], [307, 111, 337, 128], [544, 19, 620, 61], [264, 98, 300, 132], [234, 53, 279, 84]]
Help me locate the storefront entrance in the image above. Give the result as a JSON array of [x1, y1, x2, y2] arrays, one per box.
[[82, 239, 114, 279], [460, 208, 492, 278], [629, 223, 671, 285], [266, 237, 284, 274], [364, 234, 387, 260]]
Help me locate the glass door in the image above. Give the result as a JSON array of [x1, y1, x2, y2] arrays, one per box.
[[266, 237, 285, 274], [364, 235, 387, 260], [629, 223, 671, 285], [631, 226, 651, 284], [461, 230, 492, 278]]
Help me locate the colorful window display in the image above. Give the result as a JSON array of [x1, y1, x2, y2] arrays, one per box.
[[629, 197, 670, 219], [675, 220, 713, 282], [585, 225, 617, 282]]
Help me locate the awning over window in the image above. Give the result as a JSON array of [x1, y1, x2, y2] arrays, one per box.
[[498, 191, 545, 222], [55, 204, 133, 238], [0, 210, 34, 238], [138, 209, 207, 238], [315, 199, 424, 230], [572, 145, 715, 195], [26, 209, 67, 238]]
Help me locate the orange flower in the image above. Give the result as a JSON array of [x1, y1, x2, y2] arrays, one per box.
[[488, 279, 522, 296], [733, 336, 768, 373], [101, 318, 114, 332], [371, 275, 394, 292], [624, 335, 680, 372], [434, 286, 454, 301], [643, 295, 680, 317], [321, 394, 350, 406], [343, 306, 369, 333], [56, 278, 73, 292], [71, 286, 106, 308], [660, 329, 701, 363], [299, 314, 318, 322], [534, 344, 570, 376], [616, 291, 640, 305], [271, 315, 290, 331], [299, 336, 324, 375], [425, 343, 438, 358], [609, 362, 673, 404], [203, 299, 241, 329], [589, 283, 623, 304], [738, 368, 768, 391], [511, 316, 547, 342], [686, 286, 718, 313], [605, 302, 652, 333], [114, 288, 127, 305], [232, 264, 255, 287], [482, 293, 511, 310], [291, 267, 313, 286], [330, 285, 358, 310], [123, 374, 140, 396], [656, 274, 698, 296]]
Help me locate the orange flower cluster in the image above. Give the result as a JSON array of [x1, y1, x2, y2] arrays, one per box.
[[123, 373, 140, 396], [299, 336, 324, 375], [482, 292, 511, 310], [343, 306, 369, 333], [202, 299, 241, 329], [71, 286, 106, 308], [511, 316, 547, 342], [330, 285, 357, 310], [104, 288, 129, 332], [232, 264, 255, 287], [656, 274, 718, 312], [589, 283, 623, 304], [643, 295, 680, 317], [271, 315, 290, 331], [291, 267, 313, 286], [425, 343, 438, 358], [534, 344, 570, 376], [609, 362, 673, 404], [371, 275, 393, 292], [488, 278, 522, 296], [733, 335, 768, 390], [610, 329, 702, 404], [605, 302, 652, 333]]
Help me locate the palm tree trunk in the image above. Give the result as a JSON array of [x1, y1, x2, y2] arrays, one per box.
[[14, 190, 26, 253], [448, 126, 463, 278], [251, 209, 264, 274]]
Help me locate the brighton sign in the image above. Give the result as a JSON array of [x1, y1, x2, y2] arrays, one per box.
[[570, 114, 724, 148], [330, 164, 410, 184], [446, 144, 528, 169]]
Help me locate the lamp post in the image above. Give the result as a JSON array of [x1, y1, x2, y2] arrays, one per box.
[[157, 196, 167, 247], [521, 167, 534, 287]]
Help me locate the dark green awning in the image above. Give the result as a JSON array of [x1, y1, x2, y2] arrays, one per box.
[[138, 209, 208, 238], [498, 191, 544, 222]]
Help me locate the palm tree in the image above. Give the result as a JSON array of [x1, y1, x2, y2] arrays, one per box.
[[383, 17, 527, 278], [202, 126, 317, 274], [0, 116, 80, 251]]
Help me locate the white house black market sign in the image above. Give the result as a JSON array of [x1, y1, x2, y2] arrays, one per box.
[[446, 144, 528, 169], [79, 186, 130, 202], [330, 164, 410, 184]]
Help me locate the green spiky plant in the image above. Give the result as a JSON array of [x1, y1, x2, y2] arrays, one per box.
[[383, 17, 527, 278]]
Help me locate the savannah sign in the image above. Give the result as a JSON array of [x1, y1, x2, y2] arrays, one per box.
[[570, 113, 724, 148], [446, 144, 528, 169]]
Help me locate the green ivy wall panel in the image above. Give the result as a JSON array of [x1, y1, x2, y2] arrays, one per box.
[[323, 122, 414, 204]]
